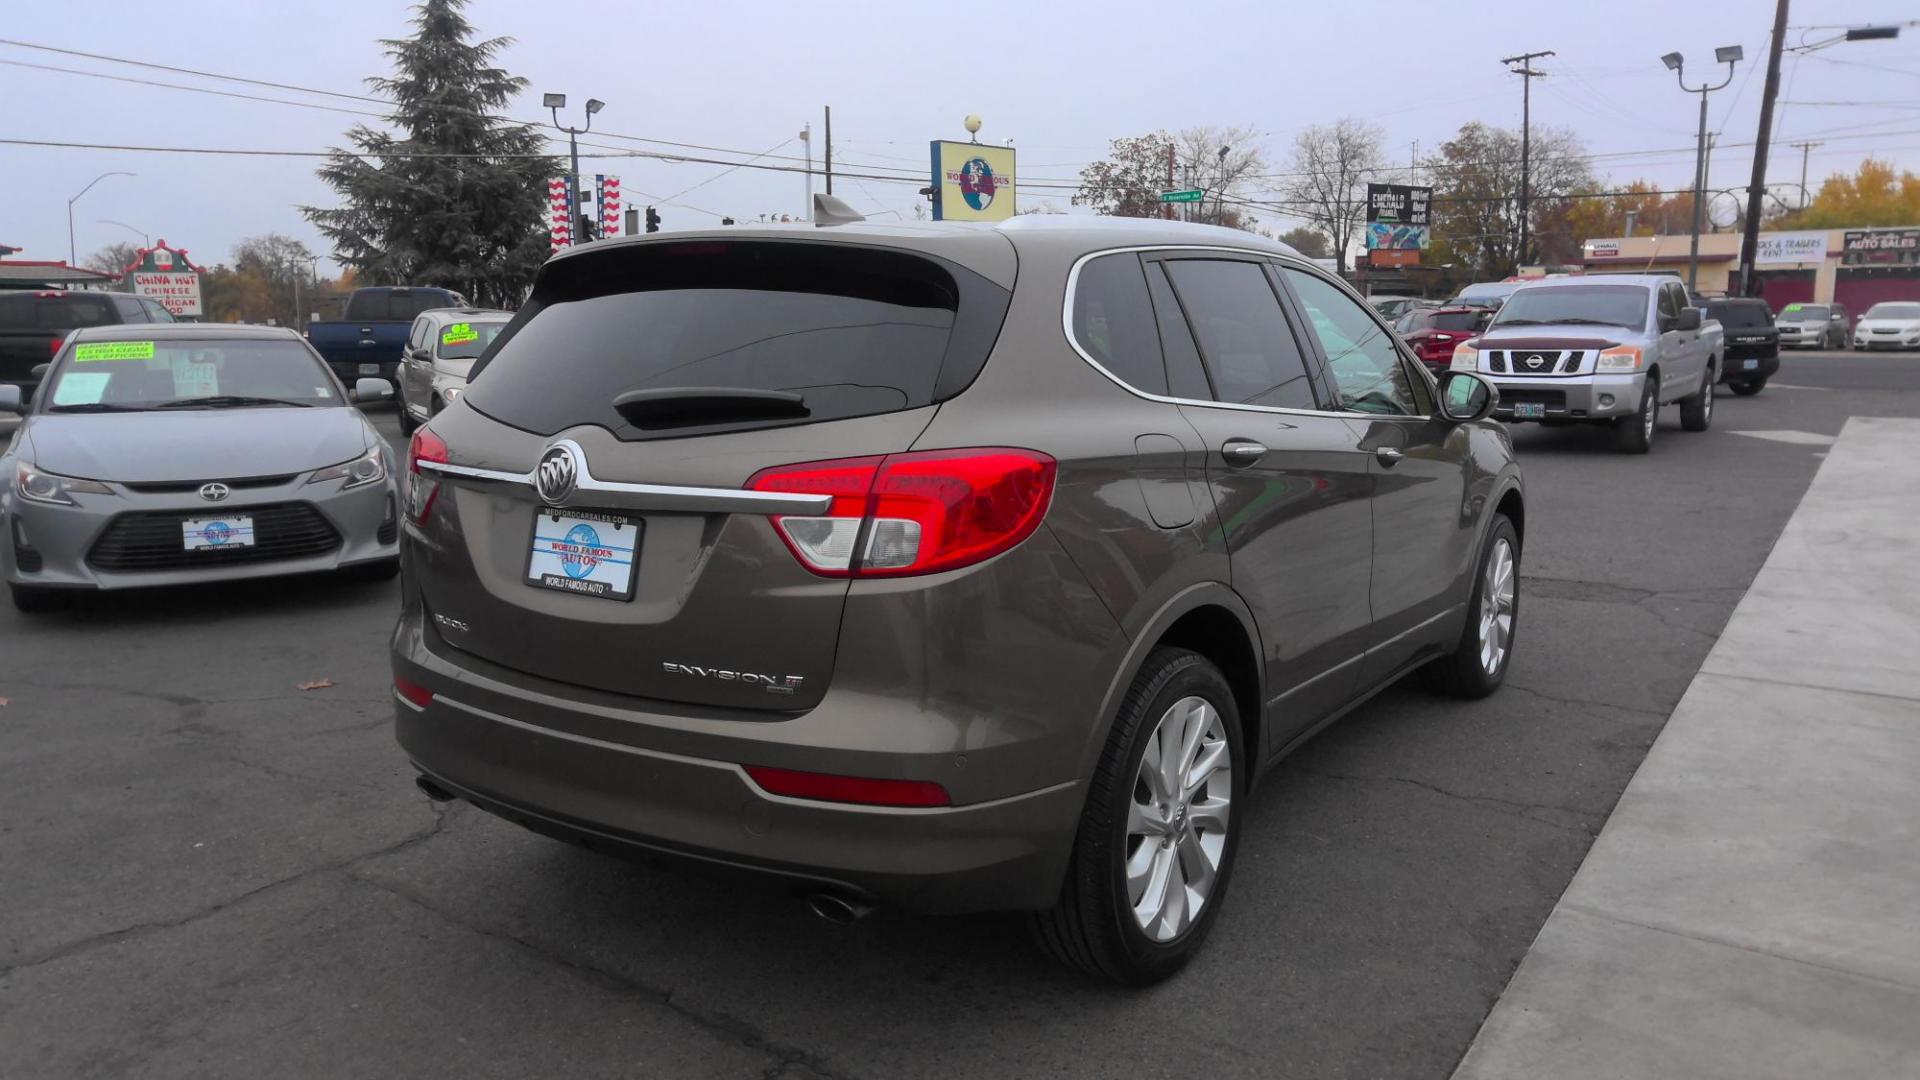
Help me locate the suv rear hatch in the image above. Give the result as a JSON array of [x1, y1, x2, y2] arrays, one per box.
[[409, 235, 1014, 712]]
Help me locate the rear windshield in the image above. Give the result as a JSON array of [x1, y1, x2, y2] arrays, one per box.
[[467, 241, 1010, 440], [42, 339, 339, 411], [346, 290, 458, 322], [1866, 302, 1920, 319], [1493, 285, 1648, 330], [1781, 304, 1828, 320], [435, 319, 510, 360], [1705, 302, 1772, 328], [0, 293, 117, 330]]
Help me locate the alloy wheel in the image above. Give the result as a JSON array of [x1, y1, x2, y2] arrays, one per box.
[[1479, 538, 1516, 675], [1126, 695, 1233, 943], [1642, 387, 1657, 443]]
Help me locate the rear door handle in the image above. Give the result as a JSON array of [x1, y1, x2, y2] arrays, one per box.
[[1375, 447, 1404, 467], [1220, 440, 1268, 466]]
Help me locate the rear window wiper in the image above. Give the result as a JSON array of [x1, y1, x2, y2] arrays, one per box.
[[613, 387, 809, 427], [155, 395, 316, 409]]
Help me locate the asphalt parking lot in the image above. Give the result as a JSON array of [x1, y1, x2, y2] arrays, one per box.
[[4, 350, 1917, 1080]]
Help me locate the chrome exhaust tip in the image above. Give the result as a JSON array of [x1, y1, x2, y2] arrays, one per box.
[[805, 891, 876, 925]]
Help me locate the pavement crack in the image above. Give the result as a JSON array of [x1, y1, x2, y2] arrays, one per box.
[[344, 871, 860, 1080], [1306, 769, 1597, 835], [1498, 682, 1669, 718], [0, 801, 453, 980]]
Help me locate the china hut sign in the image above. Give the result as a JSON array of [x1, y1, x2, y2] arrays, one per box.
[[124, 241, 204, 317]]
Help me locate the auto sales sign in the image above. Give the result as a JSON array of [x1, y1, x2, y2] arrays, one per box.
[[123, 241, 204, 317]]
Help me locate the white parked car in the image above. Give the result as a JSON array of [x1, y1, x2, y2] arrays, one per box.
[[1852, 302, 1920, 351]]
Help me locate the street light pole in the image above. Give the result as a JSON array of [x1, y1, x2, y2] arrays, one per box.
[[1663, 47, 1741, 291], [800, 123, 813, 220], [67, 171, 135, 266], [545, 93, 604, 246], [97, 219, 149, 247]]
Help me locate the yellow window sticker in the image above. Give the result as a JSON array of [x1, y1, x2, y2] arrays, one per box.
[[442, 323, 479, 346], [74, 341, 156, 362]]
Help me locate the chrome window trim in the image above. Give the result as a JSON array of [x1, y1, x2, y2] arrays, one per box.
[[414, 458, 833, 515], [1061, 244, 1423, 422]]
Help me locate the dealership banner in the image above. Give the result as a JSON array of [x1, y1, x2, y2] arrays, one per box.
[[123, 241, 203, 317], [1842, 228, 1920, 267], [1754, 230, 1829, 265], [930, 141, 1015, 222], [1365, 183, 1431, 251]]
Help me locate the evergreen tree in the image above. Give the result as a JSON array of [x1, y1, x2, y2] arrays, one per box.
[[303, 0, 555, 307]]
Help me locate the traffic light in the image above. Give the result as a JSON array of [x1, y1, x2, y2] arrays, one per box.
[[644, 206, 661, 233], [720, 216, 735, 226]]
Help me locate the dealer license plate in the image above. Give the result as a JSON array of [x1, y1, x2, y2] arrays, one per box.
[[1512, 402, 1547, 419], [359, 363, 380, 375], [525, 510, 640, 601], [182, 516, 256, 550], [1742, 359, 1759, 370]]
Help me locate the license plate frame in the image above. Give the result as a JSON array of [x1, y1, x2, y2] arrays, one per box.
[[182, 515, 257, 550], [524, 509, 641, 601], [1512, 402, 1548, 419], [1742, 358, 1760, 370]]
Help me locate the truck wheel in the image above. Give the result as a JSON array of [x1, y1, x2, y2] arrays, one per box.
[[1729, 378, 1766, 397], [1613, 375, 1658, 454], [1031, 647, 1243, 985], [1680, 368, 1714, 432], [1423, 514, 1519, 699]]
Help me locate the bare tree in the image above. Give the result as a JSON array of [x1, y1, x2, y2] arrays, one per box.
[[82, 242, 142, 279], [1282, 118, 1386, 271], [1174, 126, 1267, 229], [1077, 126, 1266, 231]]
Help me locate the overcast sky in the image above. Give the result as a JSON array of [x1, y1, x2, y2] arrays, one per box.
[[4, 0, 1916, 272]]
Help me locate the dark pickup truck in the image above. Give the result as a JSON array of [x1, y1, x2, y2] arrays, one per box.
[[1700, 297, 1779, 396], [305, 286, 467, 388], [0, 290, 176, 402]]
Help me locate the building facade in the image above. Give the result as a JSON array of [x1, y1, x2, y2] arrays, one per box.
[[1579, 227, 1920, 313]]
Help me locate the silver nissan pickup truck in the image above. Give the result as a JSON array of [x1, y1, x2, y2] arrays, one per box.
[[1449, 274, 1723, 454]]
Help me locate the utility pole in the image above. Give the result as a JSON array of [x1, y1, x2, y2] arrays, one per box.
[[801, 123, 813, 220], [1165, 140, 1175, 220], [1502, 50, 1553, 275], [1789, 140, 1822, 207], [1736, 0, 1792, 297], [823, 106, 833, 195]]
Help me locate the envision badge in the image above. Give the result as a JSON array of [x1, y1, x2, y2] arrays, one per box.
[[662, 661, 806, 695], [198, 482, 231, 502], [433, 613, 470, 634], [535, 442, 580, 506]]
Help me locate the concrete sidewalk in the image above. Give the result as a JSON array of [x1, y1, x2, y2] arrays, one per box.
[[1454, 417, 1920, 1080]]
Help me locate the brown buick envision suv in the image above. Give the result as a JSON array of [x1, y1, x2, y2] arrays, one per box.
[[392, 214, 1522, 983]]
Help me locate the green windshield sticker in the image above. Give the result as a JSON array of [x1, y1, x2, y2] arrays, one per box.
[[50, 372, 111, 405], [74, 341, 156, 362], [442, 323, 479, 346]]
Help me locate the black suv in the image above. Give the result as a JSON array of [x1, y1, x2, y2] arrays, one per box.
[[0, 290, 175, 402], [1701, 298, 1779, 396]]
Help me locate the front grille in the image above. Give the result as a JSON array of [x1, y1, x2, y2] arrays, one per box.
[[1488, 353, 1507, 373], [377, 495, 398, 545], [15, 545, 42, 573], [87, 502, 341, 573], [1561, 352, 1584, 373], [120, 473, 298, 495]]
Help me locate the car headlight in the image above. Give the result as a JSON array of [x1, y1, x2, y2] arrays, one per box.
[[1450, 343, 1479, 370], [439, 385, 462, 403], [1595, 345, 1645, 372], [306, 446, 386, 490], [15, 464, 114, 506]]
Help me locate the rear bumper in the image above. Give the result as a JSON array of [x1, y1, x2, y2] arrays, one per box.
[[1483, 372, 1644, 421], [327, 359, 400, 386], [390, 609, 1087, 913]]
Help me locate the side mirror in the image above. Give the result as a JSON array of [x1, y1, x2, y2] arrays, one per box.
[[1436, 371, 1499, 424], [0, 385, 21, 414], [352, 377, 394, 403], [30, 363, 49, 379], [1675, 307, 1702, 332]]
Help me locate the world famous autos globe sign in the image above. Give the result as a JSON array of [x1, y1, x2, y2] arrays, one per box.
[[930, 141, 1016, 222]]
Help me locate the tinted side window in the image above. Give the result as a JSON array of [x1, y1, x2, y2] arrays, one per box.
[[1144, 262, 1212, 400], [1162, 259, 1317, 410], [1070, 254, 1167, 395], [1282, 267, 1426, 417], [110, 295, 148, 323], [407, 317, 428, 351], [140, 299, 175, 323]]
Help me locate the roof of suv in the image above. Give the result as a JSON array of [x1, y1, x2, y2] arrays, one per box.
[[67, 322, 304, 342], [1513, 274, 1672, 291]]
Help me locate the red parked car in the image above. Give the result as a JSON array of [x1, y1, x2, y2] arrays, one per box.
[[1396, 306, 1494, 371]]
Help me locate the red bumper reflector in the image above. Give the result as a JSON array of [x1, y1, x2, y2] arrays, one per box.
[[394, 676, 434, 708], [743, 765, 951, 807]]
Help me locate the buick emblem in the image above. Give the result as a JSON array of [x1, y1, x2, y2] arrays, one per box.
[[198, 482, 231, 502], [1523, 352, 1547, 370], [535, 443, 580, 506]]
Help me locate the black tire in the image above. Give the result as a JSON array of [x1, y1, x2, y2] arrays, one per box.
[[343, 558, 400, 583], [1423, 514, 1521, 699], [1680, 366, 1714, 432], [1613, 374, 1659, 454], [10, 584, 67, 614], [1031, 647, 1244, 985], [397, 405, 420, 437], [1729, 377, 1766, 397]]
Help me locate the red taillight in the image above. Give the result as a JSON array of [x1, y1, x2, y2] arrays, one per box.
[[405, 427, 448, 524], [394, 675, 434, 708], [49, 337, 63, 357], [748, 448, 1055, 578], [743, 765, 950, 807]]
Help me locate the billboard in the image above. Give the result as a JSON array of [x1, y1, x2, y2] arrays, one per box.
[[1754, 230, 1829, 265], [124, 242, 203, 318], [1365, 183, 1431, 253], [930, 141, 1015, 221], [1842, 228, 1920, 267]]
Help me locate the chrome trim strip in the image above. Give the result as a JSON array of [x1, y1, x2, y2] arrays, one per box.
[[414, 457, 833, 515]]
